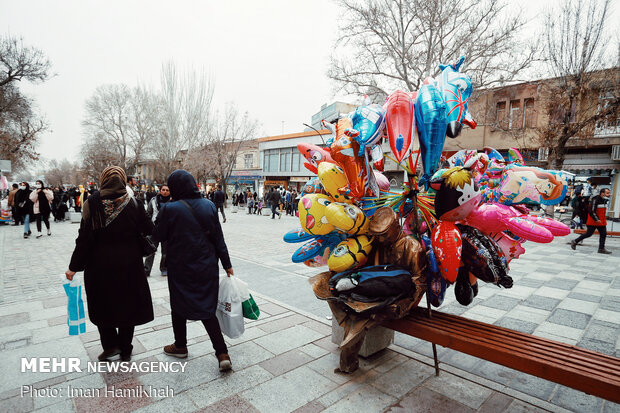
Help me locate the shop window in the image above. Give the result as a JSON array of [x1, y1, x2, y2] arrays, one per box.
[[244, 154, 253, 169], [280, 149, 291, 173], [291, 152, 300, 172]]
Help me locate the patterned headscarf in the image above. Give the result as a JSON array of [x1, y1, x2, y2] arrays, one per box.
[[84, 166, 131, 229]]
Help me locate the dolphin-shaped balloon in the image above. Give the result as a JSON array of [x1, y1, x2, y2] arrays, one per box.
[[437, 56, 477, 138]]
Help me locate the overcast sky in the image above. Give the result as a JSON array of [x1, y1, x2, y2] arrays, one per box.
[[1, 0, 617, 164]]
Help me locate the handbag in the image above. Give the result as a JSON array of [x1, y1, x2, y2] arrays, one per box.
[[132, 198, 157, 257], [242, 294, 260, 320]]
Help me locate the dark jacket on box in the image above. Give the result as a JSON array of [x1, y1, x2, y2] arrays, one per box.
[[69, 199, 154, 327], [153, 170, 232, 320]]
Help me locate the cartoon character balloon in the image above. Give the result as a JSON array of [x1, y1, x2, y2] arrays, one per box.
[[328, 235, 373, 272], [350, 104, 386, 156], [430, 166, 481, 221], [317, 162, 352, 203], [330, 129, 367, 199], [297, 143, 334, 174], [298, 194, 335, 236], [437, 56, 477, 138]]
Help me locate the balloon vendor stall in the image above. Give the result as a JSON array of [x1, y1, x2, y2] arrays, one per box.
[[283, 56, 571, 372]]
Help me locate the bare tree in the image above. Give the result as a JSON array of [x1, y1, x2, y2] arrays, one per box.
[[0, 35, 52, 170], [81, 136, 119, 184], [329, 0, 537, 101], [537, 0, 619, 169], [82, 84, 160, 171], [185, 103, 258, 188], [156, 61, 215, 176], [44, 159, 82, 187]]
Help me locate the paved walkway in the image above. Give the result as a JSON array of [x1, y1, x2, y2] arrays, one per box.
[[0, 207, 619, 412]]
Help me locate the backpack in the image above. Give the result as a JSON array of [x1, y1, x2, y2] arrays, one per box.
[[328, 265, 416, 305]]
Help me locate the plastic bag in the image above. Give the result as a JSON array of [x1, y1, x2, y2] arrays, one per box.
[[216, 275, 250, 339], [62, 275, 86, 336], [242, 294, 260, 320]]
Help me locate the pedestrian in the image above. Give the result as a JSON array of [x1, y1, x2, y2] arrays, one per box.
[[144, 184, 171, 276], [153, 169, 233, 372], [285, 190, 292, 216], [212, 184, 227, 223], [8, 183, 18, 225], [15, 182, 32, 234], [266, 188, 282, 219], [247, 191, 254, 214], [65, 166, 154, 362], [571, 188, 612, 254], [29, 180, 54, 238]]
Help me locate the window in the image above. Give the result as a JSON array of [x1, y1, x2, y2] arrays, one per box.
[[523, 98, 535, 128], [280, 149, 291, 173], [496, 101, 506, 128], [244, 154, 253, 169], [291, 152, 300, 172], [509, 100, 521, 129], [264, 149, 279, 172]]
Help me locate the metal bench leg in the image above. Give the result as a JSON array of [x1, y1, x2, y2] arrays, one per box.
[[426, 293, 440, 376]]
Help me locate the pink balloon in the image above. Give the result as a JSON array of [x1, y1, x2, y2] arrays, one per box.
[[373, 170, 390, 191]]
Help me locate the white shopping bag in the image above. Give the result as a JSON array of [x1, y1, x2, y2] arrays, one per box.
[[216, 275, 250, 339], [62, 274, 86, 336]]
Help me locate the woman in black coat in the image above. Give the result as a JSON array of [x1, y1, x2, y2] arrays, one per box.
[[14, 182, 33, 238], [66, 166, 154, 361], [153, 169, 234, 371]]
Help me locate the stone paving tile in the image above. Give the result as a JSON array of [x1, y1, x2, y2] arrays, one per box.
[[258, 349, 313, 376], [471, 360, 518, 387], [253, 325, 324, 355], [534, 286, 570, 300], [534, 321, 584, 341], [185, 365, 273, 408], [480, 295, 521, 311], [604, 400, 620, 413], [225, 340, 275, 371], [544, 277, 578, 290], [521, 295, 560, 311], [256, 313, 309, 333], [600, 295, 620, 311], [557, 297, 599, 314], [370, 359, 434, 398], [477, 392, 514, 413], [547, 308, 591, 329], [323, 383, 397, 413], [132, 392, 198, 413], [385, 386, 475, 413], [503, 399, 549, 412], [567, 291, 602, 303], [507, 372, 558, 401], [424, 371, 494, 410], [72, 377, 152, 413], [593, 308, 620, 325], [291, 400, 326, 413], [494, 317, 538, 334], [241, 366, 339, 413], [199, 394, 259, 413], [0, 312, 30, 328], [551, 384, 604, 413], [578, 338, 617, 355]]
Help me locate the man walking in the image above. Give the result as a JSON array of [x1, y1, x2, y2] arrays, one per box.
[[213, 184, 226, 223], [571, 188, 612, 254], [267, 187, 281, 219], [8, 183, 19, 225]]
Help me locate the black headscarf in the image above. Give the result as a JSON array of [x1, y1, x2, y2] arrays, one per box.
[[167, 170, 201, 200], [155, 192, 171, 209]]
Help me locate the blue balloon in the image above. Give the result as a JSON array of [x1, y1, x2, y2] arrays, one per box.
[[283, 228, 315, 243], [415, 82, 447, 187], [291, 232, 346, 263], [438, 56, 475, 139], [350, 104, 386, 157]]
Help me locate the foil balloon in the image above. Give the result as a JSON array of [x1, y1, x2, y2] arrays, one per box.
[[328, 235, 373, 272], [422, 235, 447, 308], [416, 81, 448, 186], [507, 148, 525, 165], [494, 165, 568, 206], [430, 166, 481, 221], [317, 162, 352, 203], [325, 202, 370, 235], [431, 221, 462, 283], [385, 90, 415, 164], [292, 232, 346, 264], [489, 232, 526, 262], [350, 104, 386, 156], [298, 194, 335, 236], [483, 147, 504, 162], [373, 171, 390, 191], [454, 266, 475, 306], [300, 177, 324, 197], [330, 129, 367, 199], [437, 56, 477, 138], [458, 224, 512, 288], [370, 144, 385, 171], [297, 143, 334, 174], [283, 228, 316, 244]]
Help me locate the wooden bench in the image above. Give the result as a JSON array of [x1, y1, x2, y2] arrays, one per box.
[[382, 307, 620, 404]]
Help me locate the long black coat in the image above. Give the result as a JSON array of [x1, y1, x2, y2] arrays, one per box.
[[153, 170, 232, 320], [69, 199, 154, 328]]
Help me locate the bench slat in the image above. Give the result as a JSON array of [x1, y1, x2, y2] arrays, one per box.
[[383, 308, 620, 403]]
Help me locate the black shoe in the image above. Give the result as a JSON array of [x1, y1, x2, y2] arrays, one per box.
[[598, 249, 612, 254], [98, 348, 121, 361], [570, 240, 577, 250], [120, 345, 133, 361], [28, 230, 32, 235], [223, 218, 226, 223], [23, 234, 28, 239]]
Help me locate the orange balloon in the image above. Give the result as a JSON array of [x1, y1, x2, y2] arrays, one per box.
[[431, 221, 462, 283]]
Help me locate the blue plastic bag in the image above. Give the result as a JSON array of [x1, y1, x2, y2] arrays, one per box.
[[63, 276, 86, 335]]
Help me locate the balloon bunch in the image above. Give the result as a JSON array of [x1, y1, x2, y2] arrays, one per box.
[[286, 56, 570, 317]]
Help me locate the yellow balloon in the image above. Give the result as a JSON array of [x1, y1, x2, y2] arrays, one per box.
[[318, 162, 352, 203], [328, 235, 373, 272], [325, 202, 369, 235], [298, 194, 335, 236]]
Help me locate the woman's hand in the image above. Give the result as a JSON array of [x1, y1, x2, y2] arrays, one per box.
[[225, 267, 234, 277], [65, 270, 76, 281]]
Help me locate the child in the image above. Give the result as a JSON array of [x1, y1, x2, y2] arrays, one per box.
[[256, 200, 263, 215]]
